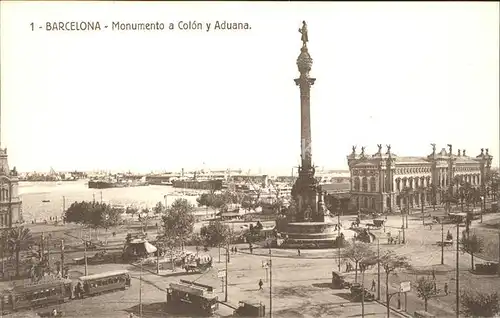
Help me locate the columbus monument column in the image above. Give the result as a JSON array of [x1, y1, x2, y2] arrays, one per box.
[[291, 21, 321, 222]]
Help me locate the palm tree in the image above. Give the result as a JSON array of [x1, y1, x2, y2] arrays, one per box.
[[442, 187, 456, 214], [416, 186, 427, 225], [461, 233, 484, 270], [401, 187, 412, 228], [427, 183, 438, 211], [8, 226, 33, 277]]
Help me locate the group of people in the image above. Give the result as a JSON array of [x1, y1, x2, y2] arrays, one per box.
[[345, 262, 354, 272], [230, 246, 238, 254], [431, 269, 449, 295], [387, 235, 401, 244]]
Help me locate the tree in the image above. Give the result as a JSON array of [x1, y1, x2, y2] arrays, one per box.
[[416, 276, 440, 311], [200, 220, 232, 262], [197, 193, 213, 208], [64, 201, 90, 225], [427, 183, 438, 211], [160, 198, 195, 251], [197, 193, 214, 218], [101, 207, 122, 232], [401, 186, 413, 212], [325, 195, 340, 214], [343, 242, 376, 283], [138, 208, 153, 233], [155, 234, 178, 271], [125, 206, 138, 219], [64, 201, 121, 240], [460, 290, 500, 317], [153, 202, 165, 215], [359, 256, 379, 317], [7, 226, 33, 277], [379, 250, 412, 318], [441, 188, 456, 213], [190, 233, 204, 254], [200, 220, 232, 247], [460, 234, 484, 271], [241, 194, 260, 212]]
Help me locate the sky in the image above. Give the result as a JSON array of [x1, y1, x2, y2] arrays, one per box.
[[1, 2, 499, 175]]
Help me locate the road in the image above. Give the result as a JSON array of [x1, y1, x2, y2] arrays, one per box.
[[2, 208, 499, 317]]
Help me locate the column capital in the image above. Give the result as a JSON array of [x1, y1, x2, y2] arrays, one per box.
[[294, 77, 316, 87]]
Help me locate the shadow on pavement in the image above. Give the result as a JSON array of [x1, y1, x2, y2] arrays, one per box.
[[126, 302, 209, 318], [273, 308, 305, 318], [312, 282, 333, 289], [334, 292, 354, 302]]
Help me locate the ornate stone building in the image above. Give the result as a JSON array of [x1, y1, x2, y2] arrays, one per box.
[[347, 144, 493, 213], [0, 148, 23, 229]]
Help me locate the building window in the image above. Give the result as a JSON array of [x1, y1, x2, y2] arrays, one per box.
[[362, 177, 368, 192], [370, 177, 376, 192], [354, 178, 360, 191]]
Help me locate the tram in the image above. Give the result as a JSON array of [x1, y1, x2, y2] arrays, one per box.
[[77, 270, 131, 298], [0, 277, 73, 315], [166, 280, 219, 316]]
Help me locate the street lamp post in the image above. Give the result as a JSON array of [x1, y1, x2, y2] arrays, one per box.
[[456, 221, 460, 318], [377, 238, 380, 300], [361, 265, 366, 318], [60, 239, 65, 276], [481, 194, 485, 223], [140, 257, 143, 318], [420, 188, 425, 226], [269, 248, 272, 318], [224, 242, 228, 302], [83, 238, 88, 276], [441, 218, 444, 265], [337, 204, 341, 272]]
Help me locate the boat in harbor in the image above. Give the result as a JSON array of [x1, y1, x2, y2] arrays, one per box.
[[172, 178, 223, 191], [88, 175, 149, 189]]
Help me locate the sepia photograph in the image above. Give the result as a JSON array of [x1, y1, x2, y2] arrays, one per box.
[[0, 1, 499, 318]]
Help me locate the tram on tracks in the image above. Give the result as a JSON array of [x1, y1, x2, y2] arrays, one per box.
[[77, 270, 131, 298], [1, 277, 73, 315], [166, 279, 219, 316]]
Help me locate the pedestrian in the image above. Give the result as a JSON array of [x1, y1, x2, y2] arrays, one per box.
[[235, 247, 238, 254], [258, 279, 263, 290], [52, 308, 58, 317], [444, 282, 448, 295], [371, 279, 376, 291], [432, 269, 436, 280], [297, 249, 301, 256]]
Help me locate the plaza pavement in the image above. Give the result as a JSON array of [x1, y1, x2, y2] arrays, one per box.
[[3, 208, 499, 317]]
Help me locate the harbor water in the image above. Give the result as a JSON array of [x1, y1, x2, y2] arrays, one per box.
[[19, 180, 201, 222]]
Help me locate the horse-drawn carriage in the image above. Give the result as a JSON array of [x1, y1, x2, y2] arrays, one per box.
[[350, 283, 375, 302], [183, 256, 213, 273], [331, 271, 351, 289]]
